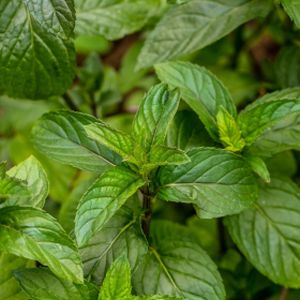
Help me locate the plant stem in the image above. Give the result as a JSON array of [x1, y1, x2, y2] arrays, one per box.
[[217, 218, 227, 255], [142, 186, 152, 238], [63, 92, 79, 111], [279, 287, 289, 300]]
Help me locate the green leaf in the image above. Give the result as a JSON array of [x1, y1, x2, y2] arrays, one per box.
[[0, 0, 75, 99], [238, 99, 300, 150], [137, 0, 272, 68], [3, 156, 49, 208], [281, 0, 300, 28], [0, 253, 33, 300], [275, 45, 300, 88], [225, 177, 300, 288], [32, 111, 121, 172], [133, 221, 225, 300], [84, 122, 136, 163], [98, 255, 131, 300], [14, 268, 95, 300], [0, 206, 83, 283], [168, 110, 214, 150], [134, 296, 184, 300], [245, 155, 270, 183], [0, 176, 30, 201], [80, 197, 148, 284], [75, 166, 145, 247], [0, 162, 5, 178], [157, 147, 257, 218], [75, 0, 161, 40], [132, 84, 181, 152], [216, 106, 245, 152], [156, 62, 236, 140]]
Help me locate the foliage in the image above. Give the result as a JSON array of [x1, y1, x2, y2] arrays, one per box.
[[1, 0, 300, 299]]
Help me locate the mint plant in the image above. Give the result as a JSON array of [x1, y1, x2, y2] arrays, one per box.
[[2, 0, 300, 299]]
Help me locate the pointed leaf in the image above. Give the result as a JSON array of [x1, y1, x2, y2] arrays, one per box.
[[0, 206, 83, 283], [225, 177, 300, 288], [14, 268, 96, 300], [137, 0, 272, 68], [75, 166, 145, 247], [245, 155, 270, 183], [32, 111, 121, 172], [0, 0, 75, 99], [133, 221, 225, 300], [132, 84, 180, 151], [156, 62, 236, 140], [0, 176, 30, 201], [281, 0, 300, 29], [80, 198, 148, 285], [4, 156, 49, 208], [98, 256, 132, 300], [157, 147, 257, 218]]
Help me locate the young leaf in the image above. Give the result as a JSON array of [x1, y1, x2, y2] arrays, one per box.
[[168, 110, 214, 150], [156, 61, 236, 140], [157, 147, 257, 218], [0, 0, 75, 99], [0, 176, 30, 201], [32, 111, 121, 172], [216, 106, 245, 152], [137, 0, 272, 68], [245, 155, 270, 183], [98, 255, 132, 300], [132, 84, 181, 151], [75, 166, 145, 247], [80, 198, 148, 285], [14, 268, 96, 300], [4, 156, 49, 208], [133, 221, 225, 300], [281, 0, 300, 29], [75, 0, 161, 40], [238, 99, 300, 149], [0, 206, 83, 283], [0, 253, 34, 300], [84, 122, 136, 163], [225, 177, 300, 288]]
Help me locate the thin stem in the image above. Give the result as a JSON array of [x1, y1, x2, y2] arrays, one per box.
[[141, 186, 152, 238], [63, 92, 79, 111], [279, 287, 289, 300], [89, 92, 98, 118]]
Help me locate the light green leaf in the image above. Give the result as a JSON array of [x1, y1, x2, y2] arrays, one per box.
[[134, 297, 184, 300], [80, 197, 147, 285], [132, 84, 181, 152], [133, 221, 225, 300], [14, 268, 95, 300], [168, 110, 214, 150], [84, 122, 136, 163], [156, 61, 236, 140], [245, 155, 270, 183], [0, 176, 30, 201], [75, 166, 145, 247], [0, 206, 83, 283], [32, 111, 121, 172], [216, 106, 245, 152], [0, 0, 75, 99], [4, 156, 49, 208], [238, 99, 300, 149], [137, 0, 272, 68], [98, 255, 131, 300], [157, 147, 257, 218], [0, 253, 34, 300], [225, 177, 300, 288], [281, 0, 300, 28], [75, 0, 162, 40]]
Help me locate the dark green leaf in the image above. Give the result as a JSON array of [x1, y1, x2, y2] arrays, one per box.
[[281, 0, 300, 28], [156, 62, 236, 140], [225, 177, 300, 288], [133, 221, 225, 300], [14, 268, 94, 300], [75, 166, 145, 247], [245, 155, 270, 183], [32, 111, 121, 172], [0, 0, 75, 99], [0, 206, 83, 283], [157, 147, 257, 218], [137, 0, 272, 68]]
